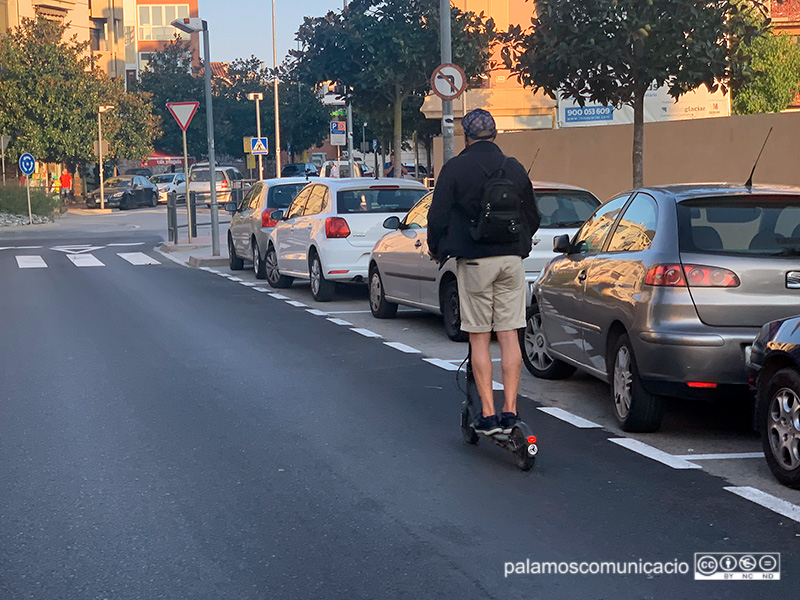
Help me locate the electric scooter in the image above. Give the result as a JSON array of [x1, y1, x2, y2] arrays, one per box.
[[459, 344, 539, 471]]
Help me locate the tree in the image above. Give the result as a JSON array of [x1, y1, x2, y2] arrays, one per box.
[[731, 6, 800, 114], [502, 0, 768, 188], [290, 0, 496, 177]]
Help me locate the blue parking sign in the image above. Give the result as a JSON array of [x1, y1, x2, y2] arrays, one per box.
[[19, 153, 35, 175]]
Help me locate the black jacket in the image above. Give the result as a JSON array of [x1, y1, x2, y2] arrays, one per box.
[[427, 141, 540, 261]]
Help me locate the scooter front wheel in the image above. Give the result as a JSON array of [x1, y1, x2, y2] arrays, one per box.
[[460, 405, 479, 445], [511, 427, 537, 471]]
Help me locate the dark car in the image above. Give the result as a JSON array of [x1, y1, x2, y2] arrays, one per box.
[[531, 183, 800, 432], [281, 163, 318, 177], [746, 315, 800, 489], [86, 175, 159, 209]]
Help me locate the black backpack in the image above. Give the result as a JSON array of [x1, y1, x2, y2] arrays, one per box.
[[469, 156, 523, 244]]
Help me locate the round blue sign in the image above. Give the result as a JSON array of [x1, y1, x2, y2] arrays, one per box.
[[19, 153, 35, 176]]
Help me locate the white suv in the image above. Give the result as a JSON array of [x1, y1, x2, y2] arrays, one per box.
[[175, 166, 246, 204], [265, 178, 428, 301]]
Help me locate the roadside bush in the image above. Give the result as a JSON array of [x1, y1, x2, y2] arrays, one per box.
[[0, 184, 59, 216]]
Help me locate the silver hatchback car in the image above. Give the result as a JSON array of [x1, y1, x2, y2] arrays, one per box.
[[529, 184, 800, 432]]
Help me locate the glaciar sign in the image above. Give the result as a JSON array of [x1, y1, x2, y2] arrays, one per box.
[[557, 83, 730, 128]]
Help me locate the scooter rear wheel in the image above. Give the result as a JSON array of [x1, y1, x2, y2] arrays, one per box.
[[460, 405, 479, 445], [511, 428, 536, 471]]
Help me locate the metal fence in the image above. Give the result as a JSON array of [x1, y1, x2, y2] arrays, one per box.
[[166, 187, 246, 244]]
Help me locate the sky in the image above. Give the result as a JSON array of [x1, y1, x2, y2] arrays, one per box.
[[198, 1, 346, 66]]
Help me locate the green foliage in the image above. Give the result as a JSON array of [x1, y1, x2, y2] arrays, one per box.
[[502, 0, 769, 187], [0, 184, 59, 216], [731, 6, 800, 114], [290, 0, 496, 174]]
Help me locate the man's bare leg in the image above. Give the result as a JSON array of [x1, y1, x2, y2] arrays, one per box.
[[496, 329, 522, 415], [468, 331, 495, 418]]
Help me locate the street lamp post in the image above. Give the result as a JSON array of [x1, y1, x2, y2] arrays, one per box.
[[98, 105, 115, 210], [247, 92, 264, 180], [172, 16, 220, 256], [272, 0, 281, 178]]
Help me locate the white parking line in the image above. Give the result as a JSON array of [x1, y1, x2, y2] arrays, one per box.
[[227, 277, 243, 282], [117, 252, 160, 265], [238, 282, 259, 287], [327, 318, 352, 326], [492, 381, 504, 390], [326, 310, 373, 314], [351, 328, 382, 338], [108, 242, 146, 247], [253, 287, 269, 293], [537, 407, 602, 429], [383, 342, 421, 354], [67, 254, 105, 267], [674, 452, 764, 460], [423, 358, 460, 371], [286, 300, 307, 307], [608, 438, 702, 470], [15, 256, 47, 269], [269, 293, 290, 300], [306, 309, 328, 316], [199, 267, 215, 272], [445, 358, 503, 363], [724, 486, 800, 524]]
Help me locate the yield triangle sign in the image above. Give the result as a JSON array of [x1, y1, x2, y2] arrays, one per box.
[[166, 102, 200, 131]]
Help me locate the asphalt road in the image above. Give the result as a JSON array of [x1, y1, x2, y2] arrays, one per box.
[[1, 212, 798, 598]]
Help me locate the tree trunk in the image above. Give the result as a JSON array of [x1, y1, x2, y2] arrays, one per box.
[[632, 86, 646, 189], [393, 84, 403, 178]]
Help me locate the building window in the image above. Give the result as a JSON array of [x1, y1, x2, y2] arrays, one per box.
[[138, 4, 190, 41], [139, 52, 154, 71]]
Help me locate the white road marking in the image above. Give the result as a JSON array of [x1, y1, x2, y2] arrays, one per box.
[[537, 407, 602, 429], [268, 293, 290, 300], [383, 342, 421, 354], [1, 246, 42, 250], [446, 358, 503, 363], [492, 381, 504, 390], [227, 277, 243, 281], [67, 254, 105, 267], [286, 300, 307, 307], [199, 267, 216, 272], [674, 452, 764, 460], [306, 309, 328, 316], [238, 281, 259, 287], [52, 245, 103, 254], [15, 256, 47, 269], [608, 438, 702, 470], [326, 310, 373, 314], [724, 486, 800, 524], [423, 358, 460, 371], [108, 242, 145, 246], [117, 252, 160, 265], [327, 318, 352, 326], [351, 328, 382, 338], [253, 287, 269, 293]]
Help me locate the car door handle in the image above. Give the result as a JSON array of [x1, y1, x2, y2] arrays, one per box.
[[577, 270, 587, 282], [414, 240, 422, 248], [533, 237, 541, 245]]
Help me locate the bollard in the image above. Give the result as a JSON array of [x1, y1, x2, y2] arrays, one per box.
[[189, 191, 198, 238], [167, 192, 177, 243]]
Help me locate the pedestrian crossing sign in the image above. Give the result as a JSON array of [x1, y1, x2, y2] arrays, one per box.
[[250, 137, 269, 155]]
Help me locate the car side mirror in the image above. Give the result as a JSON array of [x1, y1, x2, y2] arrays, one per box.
[[553, 234, 572, 254], [271, 209, 285, 221], [224, 201, 237, 212], [383, 216, 401, 230]]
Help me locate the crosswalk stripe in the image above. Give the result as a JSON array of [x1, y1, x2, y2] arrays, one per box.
[[66, 254, 105, 267], [117, 252, 161, 265], [16, 255, 47, 269]]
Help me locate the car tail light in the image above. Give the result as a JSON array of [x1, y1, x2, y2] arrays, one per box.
[[262, 209, 277, 228], [219, 179, 228, 189], [325, 217, 350, 238], [687, 382, 718, 389], [645, 264, 739, 287]]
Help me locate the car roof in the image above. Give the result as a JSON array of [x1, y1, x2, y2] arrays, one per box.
[[635, 183, 800, 201], [531, 180, 596, 195], [314, 177, 428, 191], [257, 177, 312, 186]]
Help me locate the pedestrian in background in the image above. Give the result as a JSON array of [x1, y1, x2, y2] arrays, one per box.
[[383, 152, 408, 178], [60, 168, 73, 205]]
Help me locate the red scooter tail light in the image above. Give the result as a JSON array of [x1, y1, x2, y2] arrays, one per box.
[[325, 217, 351, 238], [262, 209, 277, 228], [527, 436, 537, 444]]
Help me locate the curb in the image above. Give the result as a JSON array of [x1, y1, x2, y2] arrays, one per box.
[[188, 255, 229, 267]]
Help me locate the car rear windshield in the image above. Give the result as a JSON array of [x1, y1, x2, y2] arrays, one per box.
[[267, 183, 306, 209], [151, 174, 174, 183], [536, 190, 600, 228], [189, 170, 224, 182], [337, 188, 427, 214], [677, 196, 800, 256]]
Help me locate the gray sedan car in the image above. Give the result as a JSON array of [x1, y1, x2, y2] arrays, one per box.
[[226, 178, 310, 277], [528, 184, 800, 432]]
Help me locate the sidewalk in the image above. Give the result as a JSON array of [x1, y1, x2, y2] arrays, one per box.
[[156, 235, 229, 268]]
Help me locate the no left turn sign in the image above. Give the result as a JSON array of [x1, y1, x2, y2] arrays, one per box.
[[431, 63, 466, 101]]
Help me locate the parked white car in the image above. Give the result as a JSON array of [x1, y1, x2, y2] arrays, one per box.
[[226, 178, 310, 277], [265, 178, 429, 301], [368, 182, 601, 340], [150, 172, 185, 204], [174, 165, 247, 205]]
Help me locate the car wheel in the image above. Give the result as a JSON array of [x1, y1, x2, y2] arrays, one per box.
[[519, 305, 576, 379], [309, 251, 335, 302], [369, 266, 398, 319], [150, 191, 158, 207], [610, 333, 664, 432], [266, 244, 293, 288], [228, 234, 244, 271], [759, 367, 800, 489], [118, 193, 129, 210], [440, 277, 468, 342], [253, 238, 267, 279]]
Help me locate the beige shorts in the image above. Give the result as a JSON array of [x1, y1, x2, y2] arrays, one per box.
[[456, 256, 526, 333]]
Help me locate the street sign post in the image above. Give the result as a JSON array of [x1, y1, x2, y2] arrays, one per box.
[[431, 63, 466, 101], [19, 153, 35, 225], [167, 101, 200, 242], [250, 137, 269, 155], [0, 135, 10, 185]]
